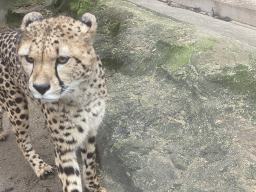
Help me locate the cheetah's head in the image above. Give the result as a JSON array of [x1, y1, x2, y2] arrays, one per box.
[[18, 12, 98, 102]]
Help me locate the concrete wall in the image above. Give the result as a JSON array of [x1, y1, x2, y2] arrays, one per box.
[[172, 0, 256, 27]]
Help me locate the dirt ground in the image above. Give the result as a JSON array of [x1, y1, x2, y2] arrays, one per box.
[[0, 100, 62, 192]]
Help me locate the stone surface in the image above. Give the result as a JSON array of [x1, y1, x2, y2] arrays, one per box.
[[164, 0, 256, 27]]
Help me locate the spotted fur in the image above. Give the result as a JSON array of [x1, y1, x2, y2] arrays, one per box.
[[0, 12, 107, 192]]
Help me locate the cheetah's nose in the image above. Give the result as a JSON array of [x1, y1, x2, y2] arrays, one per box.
[[33, 84, 50, 95]]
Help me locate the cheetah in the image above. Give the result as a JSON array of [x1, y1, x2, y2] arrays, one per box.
[[0, 12, 107, 192]]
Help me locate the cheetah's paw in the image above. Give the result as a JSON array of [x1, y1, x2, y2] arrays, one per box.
[[0, 131, 8, 140], [97, 187, 107, 192], [36, 164, 55, 179]]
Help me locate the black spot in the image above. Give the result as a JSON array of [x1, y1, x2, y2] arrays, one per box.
[[85, 108, 91, 112], [52, 118, 57, 124], [74, 57, 81, 63], [59, 138, 64, 143], [54, 40, 59, 44], [80, 148, 87, 154], [86, 172, 91, 176], [64, 166, 75, 176], [82, 64, 86, 69], [59, 125, 65, 130], [92, 184, 100, 189], [77, 125, 83, 133], [8, 100, 13, 106], [66, 138, 77, 144], [64, 132, 70, 137], [15, 107, 21, 113], [20, 114, 26, 119], [71, 190, 79, 192], [87, 153, 94, 159], [20, 131, 26, 135], [49, 107, 55, 112], [15, 97, 22, 104], [59, 164, 64, 174], [53, 137, 57, 141], [92, 113, 98, 117], [10, 90, 16, 95], [88, 136, 95, 144], [4, 74, 9, 79], [16, 120, 22, 125]]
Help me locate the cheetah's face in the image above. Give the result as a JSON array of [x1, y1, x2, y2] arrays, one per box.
[[18, 12, 97, 102]]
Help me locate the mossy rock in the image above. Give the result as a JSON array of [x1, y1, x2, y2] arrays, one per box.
[[5, 0, 52, 28]]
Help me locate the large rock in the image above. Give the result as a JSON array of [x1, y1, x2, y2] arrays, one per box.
[[95, 0, 256, 191]]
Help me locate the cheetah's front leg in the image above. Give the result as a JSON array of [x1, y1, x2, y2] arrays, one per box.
[[80, 130, 106, 192], [6, 91, 53, 178], [55, 145, 83, 192]]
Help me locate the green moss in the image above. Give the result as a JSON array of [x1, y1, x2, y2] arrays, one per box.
[[12, 0, 46, 7], [51, 0, 100, 18], [5, 8, 25, 28], [159, 38, 219, 76], [5, 0, 51, 28], [210, 66, 256, 100], [160, 42, 195, 74]]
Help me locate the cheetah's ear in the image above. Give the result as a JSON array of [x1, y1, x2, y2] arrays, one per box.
[[80, 13, 97, 34], [21, 12, 43, 31]]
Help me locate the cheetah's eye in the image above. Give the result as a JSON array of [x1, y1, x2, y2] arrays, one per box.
[[56, 56, 70, 65], [25, 55, 34, 64]]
